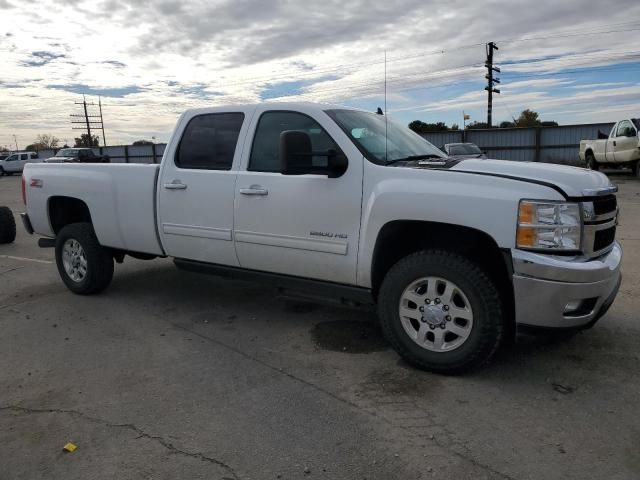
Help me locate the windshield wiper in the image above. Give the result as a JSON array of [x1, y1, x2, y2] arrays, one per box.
[[385, 154, 443, 165]]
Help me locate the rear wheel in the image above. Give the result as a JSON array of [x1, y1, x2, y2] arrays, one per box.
[[378, 250, 504, 374], [55, 223, 114, 294], [585, 152, 599, 171], [0, 206, 16, 244]]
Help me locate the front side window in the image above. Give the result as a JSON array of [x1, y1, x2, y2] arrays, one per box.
[[616, 120, 634, 137], [176, 112, 244, 170], [326, 109, 445, 164], [249, 111, 340, 173]]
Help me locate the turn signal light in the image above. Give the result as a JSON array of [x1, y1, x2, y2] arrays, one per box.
[[516, 226, 536, 247]]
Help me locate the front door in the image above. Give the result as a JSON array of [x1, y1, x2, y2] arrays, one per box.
[[157, 108, 253, 265], [233, 108, 363, 285], [614, 120, 638, 163]]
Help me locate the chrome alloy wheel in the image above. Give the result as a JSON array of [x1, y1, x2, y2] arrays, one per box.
[[398, 276, 474, 352], [62, 239, 88, 282]]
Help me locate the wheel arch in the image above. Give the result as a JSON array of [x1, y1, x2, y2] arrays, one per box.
[[370, 220, 514, 331], [48, 196, 93, 235]]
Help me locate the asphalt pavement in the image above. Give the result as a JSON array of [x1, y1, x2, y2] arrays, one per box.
[[1, 172, 639, 480]]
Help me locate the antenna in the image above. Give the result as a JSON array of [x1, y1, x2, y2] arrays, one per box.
[[384, 50, 388, 162]]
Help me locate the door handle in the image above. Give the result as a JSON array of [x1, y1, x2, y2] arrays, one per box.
[[613, 141, 617, 147], [164, 180, 187, 190], [239, 185, 268, 196]]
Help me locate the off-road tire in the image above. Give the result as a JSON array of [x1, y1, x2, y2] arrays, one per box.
[[377, 250, 504, 374], [0, 206, 16, 244], [55, 222, 114, 294]]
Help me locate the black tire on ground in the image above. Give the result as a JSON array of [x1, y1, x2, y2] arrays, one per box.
[[633, 161, 640, 178], [0, 167, 5, 176], [377, 250, 504, 374], [585, 152, 599, 171], [55, 222, 114, 294], [0, 206, 16, 244]]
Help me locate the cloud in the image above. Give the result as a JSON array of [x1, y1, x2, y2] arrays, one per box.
[[21, 50, 67, 67], [47, 83, 144, 97], [2, 0, 640, 145]]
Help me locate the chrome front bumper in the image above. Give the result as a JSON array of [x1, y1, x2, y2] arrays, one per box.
[[512, 242, 622, 329]]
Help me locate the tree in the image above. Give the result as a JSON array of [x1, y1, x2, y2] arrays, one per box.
[[466, 121, 490, 130], [74, 134, 100, 147], [25, 134, 60, 151], [408, 120, 450, 134], [132, 139, 153, 145], [451, 123, 460, 131], [516, 109, 540, 127], [540, 120, 559, 127], [499, 121, 516, 128]]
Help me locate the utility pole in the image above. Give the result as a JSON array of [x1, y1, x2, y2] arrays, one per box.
[[98, 96, 107, 147], [12, 134, 18, 151], [484, 42, 501, 128], [71, 95, 106, 147]]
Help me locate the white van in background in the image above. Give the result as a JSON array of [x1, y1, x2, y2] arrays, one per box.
[[0, 151, 39, 175]]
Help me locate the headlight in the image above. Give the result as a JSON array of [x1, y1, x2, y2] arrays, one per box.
[[516, 200, 582, 251]]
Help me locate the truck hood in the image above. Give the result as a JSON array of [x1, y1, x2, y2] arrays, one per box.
[[450, 159, 614, 198]]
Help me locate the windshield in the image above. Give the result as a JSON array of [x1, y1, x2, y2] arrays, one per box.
[[56, 149, 79, 157], [326, 109, 446, 163], [448, 143, 482, 155]]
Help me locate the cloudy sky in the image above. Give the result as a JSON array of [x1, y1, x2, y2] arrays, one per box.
[[1, 0, 639, 148]]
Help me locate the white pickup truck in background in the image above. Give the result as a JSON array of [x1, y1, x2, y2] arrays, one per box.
[[21, 102, 622, 373], [580, 118, 640, 174]]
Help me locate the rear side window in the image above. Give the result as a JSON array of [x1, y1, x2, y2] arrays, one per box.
[[249, 111, 340, 173], [20, 154, 28, 160], [176, 113, 244, 170]]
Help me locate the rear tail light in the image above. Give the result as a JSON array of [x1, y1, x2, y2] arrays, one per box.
[[21, 174, 26, 205]]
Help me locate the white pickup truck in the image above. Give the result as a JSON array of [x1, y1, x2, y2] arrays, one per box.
[[21, 103, 622, 373], [579, 118, 640, 174]]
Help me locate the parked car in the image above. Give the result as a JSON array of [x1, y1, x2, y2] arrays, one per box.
[[0, 153, 10, 161], [0, 151, 39, 175], [442, 142, 487, 159], [579, 119, 640, 174], [20, 103, 621, 373], [0, 206, 16, 244], [44, 148, 110, 164]]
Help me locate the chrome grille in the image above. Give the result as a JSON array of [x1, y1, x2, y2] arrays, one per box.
[[582, 194, 618, 257]]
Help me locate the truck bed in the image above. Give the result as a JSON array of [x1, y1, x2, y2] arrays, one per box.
[[24, 163, 164, 255]]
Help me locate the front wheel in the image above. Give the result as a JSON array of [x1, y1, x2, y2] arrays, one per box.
[[378, 250, 504, 374], [633, 161, 640, 178], [55, 223, 114, 294]]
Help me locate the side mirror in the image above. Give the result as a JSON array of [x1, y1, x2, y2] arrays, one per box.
[[280, 130, 347, 178]]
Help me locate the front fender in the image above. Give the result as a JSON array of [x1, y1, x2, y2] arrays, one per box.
[[356, 164, 564, 287]]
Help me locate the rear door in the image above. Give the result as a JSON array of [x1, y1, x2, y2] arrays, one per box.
[[233, 107, 363, 285], [613, 120, 638, 163], [157, 107, 254, 265]]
